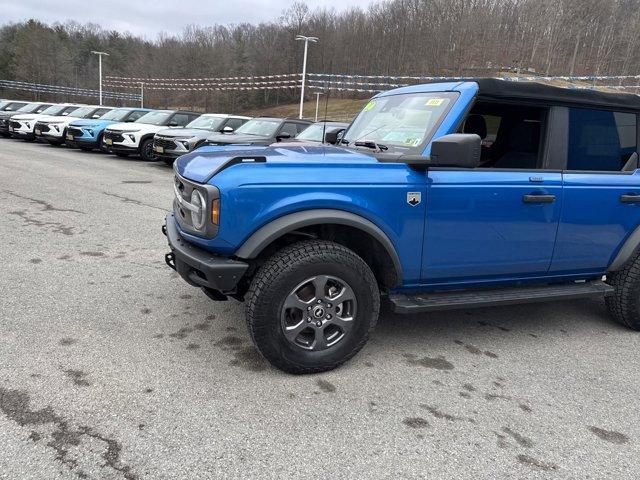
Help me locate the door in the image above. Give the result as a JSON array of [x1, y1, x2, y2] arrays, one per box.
[[423, 170, 562, 283], [421, 103, 563, 285], [550, 107, 640, 274]]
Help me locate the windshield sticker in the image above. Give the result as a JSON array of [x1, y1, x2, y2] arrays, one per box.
[[426, 98, 445, 107], [363, 101, 377, 112]]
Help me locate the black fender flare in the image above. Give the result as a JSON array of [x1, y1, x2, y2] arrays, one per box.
[[234, 209, 403, 285], [609, 225, 640, 271]]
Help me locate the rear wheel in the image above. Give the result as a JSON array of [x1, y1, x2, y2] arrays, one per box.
[[140, 138, 155, 161], [606, 253, 640, 330], [246, 240, 379, 374]]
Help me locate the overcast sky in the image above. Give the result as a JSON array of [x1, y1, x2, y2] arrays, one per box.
[[3, 0, 378, 38]]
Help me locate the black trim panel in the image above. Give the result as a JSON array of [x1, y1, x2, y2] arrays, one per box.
[[234, 208, 403, 286]]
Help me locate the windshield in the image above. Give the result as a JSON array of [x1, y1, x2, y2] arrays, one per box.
[[16, 103, 39, 113], [69, 107, 97, 118], [186, 116, 225, 131], [135, 111, 171, 126], [342, 92, 457, 154], [100, 109, 133, 121], [40, 105, 68, 115], [296, 123, 343, 142], [235, 119, 280, 137], [3, 102, 27, 111]]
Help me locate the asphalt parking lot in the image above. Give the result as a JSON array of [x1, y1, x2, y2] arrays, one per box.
[[0, 139, 639, 479]]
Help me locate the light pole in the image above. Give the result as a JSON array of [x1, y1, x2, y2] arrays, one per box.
[[314, 92, 323, 122], [91, 51, 109, 105], [295, 35, 318, 119]]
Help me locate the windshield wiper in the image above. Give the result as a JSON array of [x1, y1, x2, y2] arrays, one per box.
[[354, 140, 388, 151]]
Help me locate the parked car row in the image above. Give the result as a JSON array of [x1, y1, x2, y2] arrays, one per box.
[[0, 99, 350, 164]]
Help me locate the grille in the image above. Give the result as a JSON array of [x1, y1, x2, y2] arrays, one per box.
[[35, 122, 50, 133], [9, 121, 21, 129], [154, 137, 177, 150], [67, 127, 84, 137], [104, 131, 124, 143]]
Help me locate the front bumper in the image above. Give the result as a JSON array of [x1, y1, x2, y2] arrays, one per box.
[[163, 214, 248, 293], [107, 143, 138, 154]]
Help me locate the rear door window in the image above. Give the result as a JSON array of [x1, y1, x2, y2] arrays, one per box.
[[566, 108, 637, 171]]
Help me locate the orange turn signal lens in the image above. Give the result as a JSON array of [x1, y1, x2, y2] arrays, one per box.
[[211, 199, 220, 225]]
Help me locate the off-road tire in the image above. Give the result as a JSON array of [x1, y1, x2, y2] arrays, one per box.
[[606, 253, 640, 330], [246, 240, 380, 374]]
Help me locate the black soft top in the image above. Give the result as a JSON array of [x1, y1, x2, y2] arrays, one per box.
[[473, 78, 640, 111]]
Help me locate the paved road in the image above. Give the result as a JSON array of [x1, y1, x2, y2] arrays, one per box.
[[0, 139, 639, 479]]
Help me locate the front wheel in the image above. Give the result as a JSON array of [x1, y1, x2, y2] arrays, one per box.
[[140, 138, 155, 161], [246, 240, 380, 374]]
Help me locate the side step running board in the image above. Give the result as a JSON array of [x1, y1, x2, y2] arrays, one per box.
[[389, 281, 614, 314]]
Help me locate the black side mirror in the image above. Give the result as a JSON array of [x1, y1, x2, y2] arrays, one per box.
[[222, 126, 234, 133], [401, 134, 481, 169], [324, 130, 340, 144], [125, 118, 136, 122], [168, 121, 179, 127], [276, 132, 291, 141]]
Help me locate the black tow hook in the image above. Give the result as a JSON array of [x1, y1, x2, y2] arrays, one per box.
[[165, 252, 176, 271]]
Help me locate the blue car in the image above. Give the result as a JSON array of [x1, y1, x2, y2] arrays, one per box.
[[66, 107, 151, 151], [163, 78, 640, 373]]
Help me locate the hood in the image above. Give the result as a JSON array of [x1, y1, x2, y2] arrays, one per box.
[[205, 132, 273, 146], [106, 122, 143, 132], [0, 110, 21, 120], [156, 128, 212, 139], [175, 144, 376, 183], [38, 115, 76, 124], [70, 118, 115, 128], [12, 113, 54, 122]]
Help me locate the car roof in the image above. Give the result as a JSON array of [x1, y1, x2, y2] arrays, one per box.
[[256, 116, 313, 123], [199, 113, 251, 119], [470, 78, 640, 111]]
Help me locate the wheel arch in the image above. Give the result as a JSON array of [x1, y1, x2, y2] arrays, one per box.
[[235, 209, 403, 289], [609, 224, 640, 271]]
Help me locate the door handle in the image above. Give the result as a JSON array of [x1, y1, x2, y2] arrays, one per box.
[[620, 194, 640, 203], [523, 194, 556, 204]]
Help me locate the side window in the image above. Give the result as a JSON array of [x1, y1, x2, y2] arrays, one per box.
[[126, 110, 146, 122], [225, 118, 245, 130], [462, 103, 546, 169], [566, 108, 637, 171], [280, 122, 299, 137], [61, 107, 77, 116], [92, 108, 110, 118], [171, 114, 191, 126], [296, 123, 309, 134], [36, 105, 51, 113]]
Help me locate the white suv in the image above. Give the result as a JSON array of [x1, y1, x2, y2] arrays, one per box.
[[34, 105, 113, 145], [10, 104, 82, 141], [103, 110, 200, 160]]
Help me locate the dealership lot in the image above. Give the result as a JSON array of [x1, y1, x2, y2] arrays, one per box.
[[0, 140, 639, 479]]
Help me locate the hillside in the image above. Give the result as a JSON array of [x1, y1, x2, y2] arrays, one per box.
[[243, 98, 368, 123]]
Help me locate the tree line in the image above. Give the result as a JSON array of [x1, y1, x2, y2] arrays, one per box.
[[1, 0, 638, 112]]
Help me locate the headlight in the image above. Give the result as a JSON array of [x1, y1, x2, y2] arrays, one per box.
[[180, 141, 190, 149], [25, 122, 30, 128], [87, 129, 94, 136], [127, 134, 135, 141], [190, 190, 205, 229], [53, 125, 59, 131]]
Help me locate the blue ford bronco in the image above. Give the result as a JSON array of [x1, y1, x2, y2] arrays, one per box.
[[164, 78, 640, 374]]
